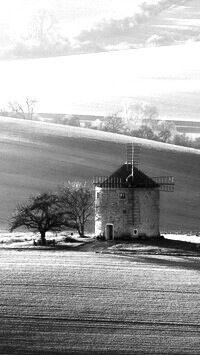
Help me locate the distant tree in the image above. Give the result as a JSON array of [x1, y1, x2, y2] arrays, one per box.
[[193, 136, 200, 149], [131, 125, 157, 140], [84, 121, 92, 129], [173, 133, 193, 147], [158, 129, 172, 143], [103, 113, 125, 133], [58, 182, 94, 237], [0, 108, 9, 116], [8, 97, 38, 120], [62, 114, 80, 126], [28, 10, 60, 50], [8, 101, 25, 119], [10, 9, 72, 59], [121, 99, 159, 130], [156, 120, 177, 143], [10, 192, 69, 245]]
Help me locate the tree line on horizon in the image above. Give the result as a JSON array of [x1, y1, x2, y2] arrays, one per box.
[[101, 101, 200, 150], [1, 96, 200, 150]]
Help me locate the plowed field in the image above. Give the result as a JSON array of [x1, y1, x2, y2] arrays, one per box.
[[0, 250, 199, 354]]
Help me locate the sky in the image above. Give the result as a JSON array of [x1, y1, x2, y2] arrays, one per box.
[[0, 0, 142, 38], [0, 0, 199, 120]]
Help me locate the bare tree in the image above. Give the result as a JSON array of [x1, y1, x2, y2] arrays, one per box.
[[10, 192, 69, 245], [8, 97, 38, 120], [121, 99, 159, 130], [28, 9, 63, 51], [25, 97, 38, 120], [132, 125, 157, 140], [103, 112, 125, 133], [8, 101, 26, 119], [58, 182, 94, 237], [156, 120, 177, 143]]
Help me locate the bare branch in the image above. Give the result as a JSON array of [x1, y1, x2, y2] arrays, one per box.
[[58, 182, 94, 237]]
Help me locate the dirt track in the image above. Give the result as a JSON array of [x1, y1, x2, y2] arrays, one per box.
[[0, 249, 200, 354]]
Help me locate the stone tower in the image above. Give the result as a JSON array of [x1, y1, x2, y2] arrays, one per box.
[[95, 163, 160, 239]]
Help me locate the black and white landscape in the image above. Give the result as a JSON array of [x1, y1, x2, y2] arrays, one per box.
[[0, 1, 200, 354]]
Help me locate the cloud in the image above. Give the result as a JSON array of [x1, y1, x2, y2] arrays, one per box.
[[76, 0, 190, 46], [146, 34, 174, 47], [0, 0, 192, 58]]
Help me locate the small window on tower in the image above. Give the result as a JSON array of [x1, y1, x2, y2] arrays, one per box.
[[119, 193, 126, 199], [123, 209, 126, 214], [97, 192, 100, 198]]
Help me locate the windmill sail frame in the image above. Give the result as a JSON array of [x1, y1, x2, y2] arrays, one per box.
[[93, 144, 175, 192], [152, 176, 175, 192]]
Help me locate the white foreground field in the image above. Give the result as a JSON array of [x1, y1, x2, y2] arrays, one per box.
[[0, 250, 199, 354]]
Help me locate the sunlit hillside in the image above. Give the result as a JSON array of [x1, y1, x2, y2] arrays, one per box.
[[0, 116, 199, 232], [1, 41, 200, 121]]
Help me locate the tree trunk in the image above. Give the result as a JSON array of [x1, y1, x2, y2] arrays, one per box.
[[80, 224, 84, 237], [76, 223, 81, 237], [40, 231, 46, 246]]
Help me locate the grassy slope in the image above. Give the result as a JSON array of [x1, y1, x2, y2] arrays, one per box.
[[0, 116, 199, 233]]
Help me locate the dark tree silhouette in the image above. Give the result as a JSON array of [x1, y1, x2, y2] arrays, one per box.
[[10, 192, 69, 245], [132, 125, 157, 140], [59, 182, 94, 237]]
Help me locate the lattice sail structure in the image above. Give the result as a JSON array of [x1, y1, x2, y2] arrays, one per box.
[[93, 144, 175, 192], [152, 176, 175, 192], [93, 176, 122, 189]]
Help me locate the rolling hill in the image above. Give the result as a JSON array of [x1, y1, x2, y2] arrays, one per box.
[[1, 41, 200, 122], [0, 116, 199, 233]]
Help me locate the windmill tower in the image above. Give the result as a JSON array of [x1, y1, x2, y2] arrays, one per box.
[[94, 144, 174, 240]]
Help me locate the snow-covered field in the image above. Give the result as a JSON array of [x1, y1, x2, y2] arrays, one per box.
[[0, 231, 200, 255], [164, 233, 200, 244], [0, 231, 89, 248]]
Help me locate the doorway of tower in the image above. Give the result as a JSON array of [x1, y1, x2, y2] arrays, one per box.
[[105, 224, 114, 240]]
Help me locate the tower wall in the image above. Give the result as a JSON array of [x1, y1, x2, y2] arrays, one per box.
[[95, 186, 160, 238]]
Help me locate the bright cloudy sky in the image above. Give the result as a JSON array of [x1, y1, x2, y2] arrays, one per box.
[[0, 0, 149, 38], [0, 0, 198, 119]]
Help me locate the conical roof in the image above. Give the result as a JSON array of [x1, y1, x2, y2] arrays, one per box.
[[100, 163, 159, 188]]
